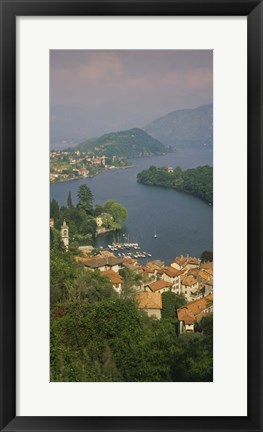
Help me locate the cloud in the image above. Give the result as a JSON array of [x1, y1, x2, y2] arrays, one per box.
[[52, 51, 124, 83], [50, 50, 213, 140]]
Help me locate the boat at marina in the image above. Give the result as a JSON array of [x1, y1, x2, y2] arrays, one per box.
[[105, 240, 152, 260]]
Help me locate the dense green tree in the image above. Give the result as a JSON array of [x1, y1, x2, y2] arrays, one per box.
[[68, 269, 117, 303], [104, 200, 128, 224], [50, 301, 123, 382], [68, 241, 79, 255], [79, 215, 97, 236], [174, 294, 188, 310], [161, 291, 176, 320], [50, 298, 170, 382], [93, 204, 105, 217], [50, 298, 139, 381], [162, 292, 187, 321], [67, 191, 73, 208], [77, 184, 94, 215], [50, 293, 213, 382], [161, 292, 179, 318], [199, 314, 213, 346], [50, 199, 60, 220], [169, 332, 213, 382], [50, 249, 75, 306], [50, 227, 64, 251], [119, 267, 143, 298]]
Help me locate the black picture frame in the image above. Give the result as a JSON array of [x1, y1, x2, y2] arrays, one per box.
[[0, 1, 262, 431]]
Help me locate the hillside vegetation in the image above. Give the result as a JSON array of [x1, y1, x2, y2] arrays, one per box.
[[50, 248, 213, 382], [137, 165, 213, 203], [77, 128, 167, 158]]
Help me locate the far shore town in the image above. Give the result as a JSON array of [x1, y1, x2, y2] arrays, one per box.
[[50, 150, 131, 183]]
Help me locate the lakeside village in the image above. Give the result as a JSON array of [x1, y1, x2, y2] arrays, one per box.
[[53, 217, 213, 334], [50, 150, 131, 183]]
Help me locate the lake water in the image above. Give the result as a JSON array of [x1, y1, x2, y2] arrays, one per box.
[[50, 148, 213, 264]]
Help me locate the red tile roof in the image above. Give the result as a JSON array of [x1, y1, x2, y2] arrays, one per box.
[[173, 256, 201, 268], [136, 292, 162, 310], [100, 270, 123, 284], [177, 294, 213, 325], [146, 280, 173, 292], [163, 266, 181, 277], [84, 256, 124, 269], [181, 275, 197, 287]]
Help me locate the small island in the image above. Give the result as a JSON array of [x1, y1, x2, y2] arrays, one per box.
[[137, 165, 213, 204]]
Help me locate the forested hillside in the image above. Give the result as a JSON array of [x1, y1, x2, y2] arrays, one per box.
[[50, 248, 213, 382], [137, 165, 213, 203], [77, 128, 167, 158]]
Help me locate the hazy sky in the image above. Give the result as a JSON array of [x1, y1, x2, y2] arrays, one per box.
[[50, 50, 213, 142]]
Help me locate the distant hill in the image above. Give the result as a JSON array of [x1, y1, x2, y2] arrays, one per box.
[[144, 104, 213, 149], [76, 128, 167, 158]]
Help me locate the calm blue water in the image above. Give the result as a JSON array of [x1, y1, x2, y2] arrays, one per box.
[[50, 148, 213, 264]]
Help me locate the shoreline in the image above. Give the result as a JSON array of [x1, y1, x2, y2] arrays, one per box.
[[50, 164, 134, 185], [137, 180, 213, 205], [49, 151, 173, 185]]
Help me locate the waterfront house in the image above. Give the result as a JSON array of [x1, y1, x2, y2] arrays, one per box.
[[171, 256, 188, 271], [171, 255, 201, 271], [135, 292, 162, 320], [96, 213, 113, 227], [151, 259, 165, 268]]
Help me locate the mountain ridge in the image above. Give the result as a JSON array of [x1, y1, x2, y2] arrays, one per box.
[[144, 104, 213, 149]]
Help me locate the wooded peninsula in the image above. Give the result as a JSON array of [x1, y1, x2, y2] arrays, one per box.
[[137, 165, 213, 204]]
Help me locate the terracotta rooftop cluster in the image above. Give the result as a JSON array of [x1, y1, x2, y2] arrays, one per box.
[[177, 294, 213, 325]]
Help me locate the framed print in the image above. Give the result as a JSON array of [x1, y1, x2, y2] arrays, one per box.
[[0, 1, 262, 431]]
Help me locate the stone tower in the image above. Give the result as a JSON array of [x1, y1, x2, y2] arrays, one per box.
[[60, 220, 69, 251]]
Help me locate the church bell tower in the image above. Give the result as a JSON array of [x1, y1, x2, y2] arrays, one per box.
[[60, 220, 69, 251]]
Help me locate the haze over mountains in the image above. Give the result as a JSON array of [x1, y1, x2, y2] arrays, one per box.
[[54, 104, 213, 153], [144, 104, 213, 148]]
